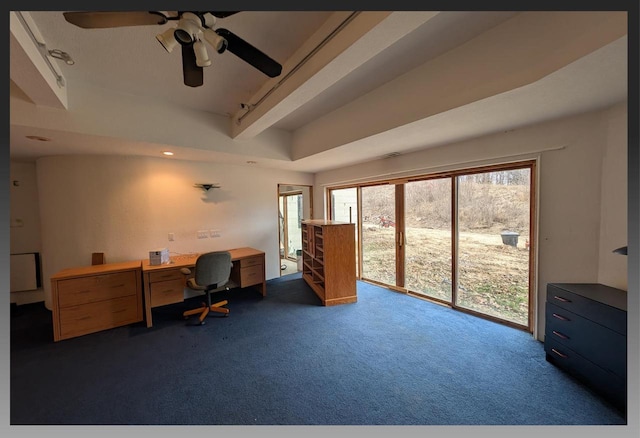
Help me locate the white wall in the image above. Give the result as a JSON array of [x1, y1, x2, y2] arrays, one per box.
[[10, 162, 41, 253], [36, 155, 313, 309], [313, 104, 627, 340], [598, 103, 628, 289], [9, 161, 44, 305]]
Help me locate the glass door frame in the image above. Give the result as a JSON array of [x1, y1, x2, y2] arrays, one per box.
[[279, 191, 303, 261], [327, 159, 537, 332], [278, 183, 314, 278]]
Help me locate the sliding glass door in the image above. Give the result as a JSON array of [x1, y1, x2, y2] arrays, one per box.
[[328, 161, 535, 331], [330, 187, 359, 276], [456, 168, 531, 325], [361, 184, 397, 286], [404, 178, 453, 302]]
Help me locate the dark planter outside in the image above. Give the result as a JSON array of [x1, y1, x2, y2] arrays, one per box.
[[501, 231, 519, 247]]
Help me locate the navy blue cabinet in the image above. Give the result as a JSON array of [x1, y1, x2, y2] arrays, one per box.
[[544, 283, 627, 413]]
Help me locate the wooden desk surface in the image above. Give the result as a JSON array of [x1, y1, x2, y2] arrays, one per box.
[[141, 247, 264, 272], [141, 247, 266, 328], [51, 259, 142, 280]]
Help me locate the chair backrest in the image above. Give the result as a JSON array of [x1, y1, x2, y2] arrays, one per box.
[[194, 251, 232, 288]]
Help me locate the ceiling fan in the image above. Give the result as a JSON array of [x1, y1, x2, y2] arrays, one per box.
[[62, 11, 283, 87]]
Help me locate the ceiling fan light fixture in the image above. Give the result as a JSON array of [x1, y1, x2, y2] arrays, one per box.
[[203, 28, 228, 54], [156, 27, 178, 53], [174, 13, 200, 45], [193, 39, 211, 67], [201, 12, 217, 28]]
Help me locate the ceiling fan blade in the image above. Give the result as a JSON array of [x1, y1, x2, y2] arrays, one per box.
[[63, 11, 168, 28], [182, 44, 204, 87], [208, 12, 241, 18], [215, 28, 282, 78]]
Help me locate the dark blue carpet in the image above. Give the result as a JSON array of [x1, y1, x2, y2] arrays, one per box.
[[10, 274, 626, 425]]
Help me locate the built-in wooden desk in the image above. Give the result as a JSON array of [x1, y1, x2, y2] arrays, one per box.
[[141, 247, 266, 327]]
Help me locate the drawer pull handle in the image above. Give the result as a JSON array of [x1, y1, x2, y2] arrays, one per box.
[[113, 309, 127, 314], [552, 330, 569, 340], [553, 295, 571, 303], [110, 284, 125, 289], [77, 289, 91, 294], [78, 316, 92, 321], [552, 313, 570, 322], [551, 348, 568, 359]]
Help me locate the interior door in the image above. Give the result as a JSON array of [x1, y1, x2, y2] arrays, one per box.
[[278, 183, 313, 277], [279, 193, 303, 261]]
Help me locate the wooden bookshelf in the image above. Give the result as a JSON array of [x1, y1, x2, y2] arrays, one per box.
[[301, 220, 356, 306]]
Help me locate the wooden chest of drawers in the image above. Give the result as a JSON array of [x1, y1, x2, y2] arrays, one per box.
[[544, 283, 627, 412], [50, 261, 143, 341]]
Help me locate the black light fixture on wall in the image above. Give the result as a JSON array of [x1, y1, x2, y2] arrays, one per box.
[[194, 183, 220, 192], [612, 246, 627, 255]]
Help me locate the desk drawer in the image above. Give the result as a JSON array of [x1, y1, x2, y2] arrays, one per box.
[[150, 278, 185, 307], [59, 295, 140, 339], [58, 271, 137, 307], [240, 264, 263, 287], [148, 269, 184, 283], [239, 256, 263, 268]]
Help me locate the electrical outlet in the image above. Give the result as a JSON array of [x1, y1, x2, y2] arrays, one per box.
[[210, 229, 221, 238], [168, 233, 174, 241], [197, 230, 208, 239]]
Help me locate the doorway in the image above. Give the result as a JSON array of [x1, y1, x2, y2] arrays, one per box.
[[278, 184, 313, 277]]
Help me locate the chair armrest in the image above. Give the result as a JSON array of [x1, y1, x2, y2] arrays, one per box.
[[186, 277, 203, 291]]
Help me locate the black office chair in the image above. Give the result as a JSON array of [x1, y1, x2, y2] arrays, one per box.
[[181, 251, 233, 325]]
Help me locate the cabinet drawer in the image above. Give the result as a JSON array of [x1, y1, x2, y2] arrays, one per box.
[[57, 271, 137, 307], [547, 284, 626, 334], [59, 295, 140, 339], [544, 337, 626, 409], [148, 269, 184, 283], [240, 264, 263, 287], [150, 278, 185, 307], [238, 256, 263, 268], [545, 302, 626, 377]]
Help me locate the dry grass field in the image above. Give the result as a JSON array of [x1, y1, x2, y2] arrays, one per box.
[[362, 226, 530, 325], [359, 173, 531, 325]]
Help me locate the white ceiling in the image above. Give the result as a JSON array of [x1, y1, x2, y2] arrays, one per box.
[[9, 10, 629, 173]]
